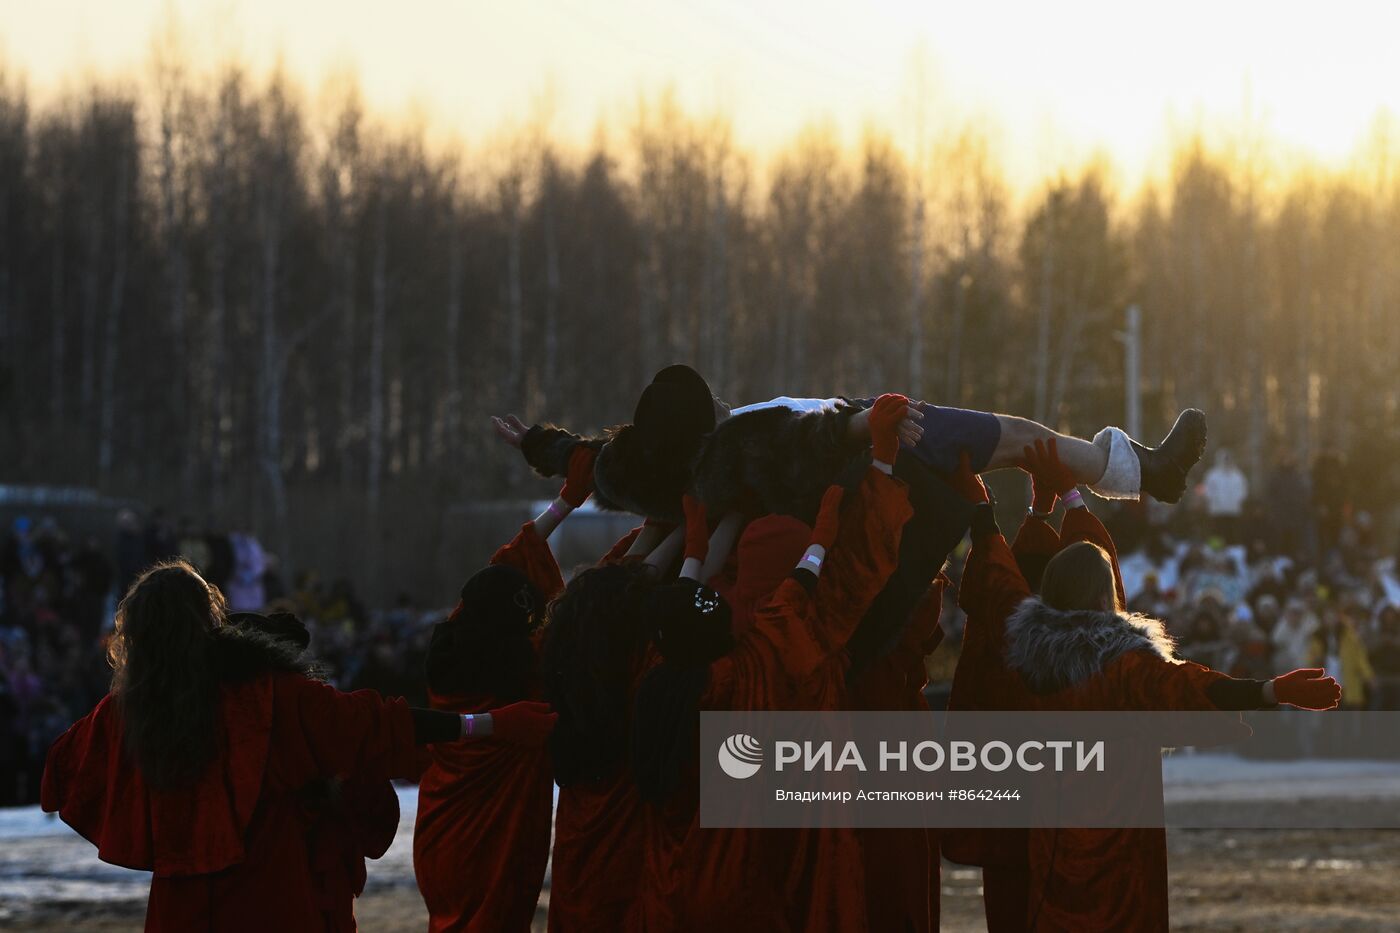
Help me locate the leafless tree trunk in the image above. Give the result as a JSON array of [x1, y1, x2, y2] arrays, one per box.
[[97, 152, 129, 486], [503, 174, 525, 410], [542, 163, 560, 405], [1033, 236, 1054, 423], [257, 181, 291, 568], [442, 205, 462, 465], [48, 210, 65, 427], [366, 190, 388, 527]]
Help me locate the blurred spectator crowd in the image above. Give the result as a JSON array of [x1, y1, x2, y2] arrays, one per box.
[[5, 447, 1400, 805], [0, 508, 437, 806]]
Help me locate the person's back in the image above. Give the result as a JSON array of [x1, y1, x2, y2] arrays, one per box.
[[40, 561, 460, 933]]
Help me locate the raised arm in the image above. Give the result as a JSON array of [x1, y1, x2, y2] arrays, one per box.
[[742, 395, 916, 674], [486, 438, 594, 598], [491, 413, 607, 480], [529, 445, 598, 539], [952, 452, 1032, 626], [1024, 437, 1127, 608], [677, 495, 746, 585], [1009, 447, 1062, 566]]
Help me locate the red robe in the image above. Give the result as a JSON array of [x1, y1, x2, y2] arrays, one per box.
[[959, 512, 1228, 933], [308, 774, 401, 932], [42, 674, 420, 933], [546, 525, 661, 933], [943, 514, 1060, 933], [549, 754, 649, 932], [415, 522, 564, 932], [846, 581, 948, 933], [639, 468, 913, 933]]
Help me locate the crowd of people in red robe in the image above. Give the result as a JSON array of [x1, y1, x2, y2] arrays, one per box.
[[38, 373, 1347, 932]]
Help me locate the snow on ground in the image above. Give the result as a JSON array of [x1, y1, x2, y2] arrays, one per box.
[[4, 756, 1399, 917], [1163, 752, 1400, 802]]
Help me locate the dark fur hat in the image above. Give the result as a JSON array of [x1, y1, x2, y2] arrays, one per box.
[[227, 610, 312, 652], [634, 364, 717, 438], [210, 622, 318, 682], [590, 365, 719, 522]]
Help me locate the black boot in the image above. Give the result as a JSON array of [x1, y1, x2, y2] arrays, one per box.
[[1131, 409, 1208, 504]]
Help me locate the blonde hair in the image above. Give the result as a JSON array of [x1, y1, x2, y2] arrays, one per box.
[[1039, 541, 1122, 614]]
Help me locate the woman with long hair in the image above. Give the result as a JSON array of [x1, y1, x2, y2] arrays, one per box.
[[949, 444, 1340, 933], [539, 554, 665, 932], [415, 445, 620, 933], [42, 560, 556, 933], [631, 394, 913, 933], [944, 439, 1120, 933]]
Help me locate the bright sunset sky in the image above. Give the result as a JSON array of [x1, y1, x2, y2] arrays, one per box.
[[3, 0, 1399, 186]]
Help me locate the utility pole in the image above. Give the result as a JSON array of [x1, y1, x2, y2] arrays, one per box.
[[1117, 304, 1142, 438]]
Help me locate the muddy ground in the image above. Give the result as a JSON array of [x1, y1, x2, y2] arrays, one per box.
[[8, 826, 1400, 931]]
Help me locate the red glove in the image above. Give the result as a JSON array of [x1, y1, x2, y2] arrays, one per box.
[[682, 494, 710, 563], [1271, 668, 1342, 710], [1020, 438, 1077, 505], [560, 446, 598, 507], [946, 450, 989, 505], [489, 700, 559, 746], [869, 393, 909, 465], [810, 486, 846, 550]]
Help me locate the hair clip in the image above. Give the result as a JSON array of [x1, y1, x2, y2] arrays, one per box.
[[514, 586, 535, 614], [694, 588, 721, 615]]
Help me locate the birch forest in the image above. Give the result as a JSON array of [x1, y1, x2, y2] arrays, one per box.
[[4, 57, 1400, 598]]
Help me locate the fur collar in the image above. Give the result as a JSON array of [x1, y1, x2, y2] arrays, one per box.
[[210, 623, 319, 683], [1003, 598, 1178, 694]]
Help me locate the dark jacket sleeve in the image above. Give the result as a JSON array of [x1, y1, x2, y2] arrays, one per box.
[[690, 403, 863, 523], [520, 423, 607, 478]]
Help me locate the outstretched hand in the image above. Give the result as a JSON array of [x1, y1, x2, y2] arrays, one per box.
[[946, 450, 990, 505], [1020, 437, 1078, 507], [869, 394, 912, 464], [489, 700, 559, 746], [491, 414, 529, 449], [560, 446, 598, 507], [810, 486, 846, 550], [1271, 668, 1342, 711]]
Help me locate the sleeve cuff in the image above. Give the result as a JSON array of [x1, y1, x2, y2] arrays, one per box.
[[789, 567, 819, 595], [970, 502, 1000, 540]]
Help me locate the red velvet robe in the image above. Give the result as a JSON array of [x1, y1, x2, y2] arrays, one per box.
[[549, 750, 649, 932], [42, 674, 420, 933], [958, 511, 1228, 933], [308, 774, 401, 931], [943, 514, 1060, 933], [639, 468, 913, 933], [546, 525, 660, 933], [415, 522, 564, 932], [846, 581, 948, 933]]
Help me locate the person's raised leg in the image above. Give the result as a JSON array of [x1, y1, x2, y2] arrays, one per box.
[[988, 416, 1106, 483], [987, 410, 1207, 504]]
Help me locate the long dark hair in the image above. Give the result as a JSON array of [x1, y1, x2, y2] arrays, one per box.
[[108, 560, 226, 789], [541, 561, 655, 787], [426, 564, 542, 702], [631, 581, 734, 805], [1040, 542, 1122, 614]]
